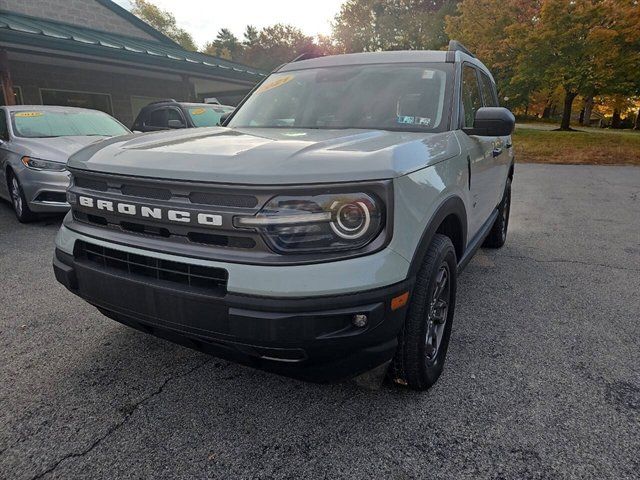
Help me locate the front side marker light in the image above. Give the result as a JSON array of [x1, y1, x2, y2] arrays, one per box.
[[391, 291, 410, 311]]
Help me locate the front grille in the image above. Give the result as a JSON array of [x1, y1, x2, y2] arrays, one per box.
[[75, 177, 108, 191], [73, 172, 258, 207], [189, 191, 258, 208], [75, 241, 228, 294], [121, 184, 172, 200]]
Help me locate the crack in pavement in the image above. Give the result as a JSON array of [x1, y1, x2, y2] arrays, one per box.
[[29, 358, 216, 480], [499, 254, 640, 272]]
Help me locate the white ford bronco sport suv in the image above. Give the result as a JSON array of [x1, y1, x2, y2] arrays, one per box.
[[53, 41, 515, 390]]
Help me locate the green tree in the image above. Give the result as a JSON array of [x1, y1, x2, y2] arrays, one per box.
[[130, 0, 197, 51], [445, 0, 541, 110], [513, 0, 624, 130], [241, 24, 317, 71], [204, 28, 243, 61], [333, 0, 455, 52]]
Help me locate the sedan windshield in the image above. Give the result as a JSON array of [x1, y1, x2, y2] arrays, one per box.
[[187, 105, 234, 127], [11, 110, 129, 138], [228, 63, 453, 132]]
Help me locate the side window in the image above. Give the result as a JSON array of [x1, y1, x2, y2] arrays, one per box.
[[479, 73, 498, 107], [146, 108, 168, 128], [0, 111, 8, 140], [461, 66, 482, 128], [166, 108, 185, 126]]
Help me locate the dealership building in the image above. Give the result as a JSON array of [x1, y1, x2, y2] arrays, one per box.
[[0, 0, 265, 126]]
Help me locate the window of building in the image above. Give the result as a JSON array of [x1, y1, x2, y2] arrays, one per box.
[[40, 89, 113, 115], [0, 86, 24, 106]]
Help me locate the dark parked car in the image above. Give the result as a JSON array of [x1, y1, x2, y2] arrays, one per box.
[[131, 100, 234, 132]]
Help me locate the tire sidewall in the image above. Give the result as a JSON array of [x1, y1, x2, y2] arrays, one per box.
[[418, 246, 457, 382]]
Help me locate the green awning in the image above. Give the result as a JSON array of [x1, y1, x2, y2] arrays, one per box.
[[0, 10, 266, 84]]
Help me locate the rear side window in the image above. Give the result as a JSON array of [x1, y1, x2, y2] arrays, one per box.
[[479, 73, 498, 107], [461, 66, 482, 127]]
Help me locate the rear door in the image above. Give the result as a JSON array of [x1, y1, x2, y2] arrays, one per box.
[[457, 64, 496, 237]]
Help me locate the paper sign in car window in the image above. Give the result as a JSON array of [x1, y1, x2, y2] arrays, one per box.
[[256, 75, 295, 94], [15, 112, 44, 118], [190, 108, 206, 115]]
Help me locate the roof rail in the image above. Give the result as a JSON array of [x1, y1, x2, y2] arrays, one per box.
[[147, 99, 177, 105], [290, 52, 324, 62], [447, 40, 475, 58]]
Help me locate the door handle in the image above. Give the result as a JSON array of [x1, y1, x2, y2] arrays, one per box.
[[492, 148, 503, 158]]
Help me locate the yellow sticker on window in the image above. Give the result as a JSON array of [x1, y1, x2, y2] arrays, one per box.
[[190, 108, 206, 115], [15, 111, 44, 117], [256, 75, 294, 94]]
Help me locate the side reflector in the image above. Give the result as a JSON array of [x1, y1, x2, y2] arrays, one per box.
[[391, 291, 410, 311]]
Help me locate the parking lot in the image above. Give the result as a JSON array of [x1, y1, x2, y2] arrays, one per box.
[[1, 163, 638, 479]]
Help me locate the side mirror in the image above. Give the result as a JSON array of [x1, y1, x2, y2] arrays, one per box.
[[218, 111, 232, 126], [167, 119, 184, 129], [464, 107, 515, 136]]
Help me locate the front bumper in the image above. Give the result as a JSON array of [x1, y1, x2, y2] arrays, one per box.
[[54, 246, 412, 382], [21, 168, 70, 213]]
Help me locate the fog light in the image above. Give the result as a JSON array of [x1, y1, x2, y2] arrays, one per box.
[[352, 313, 368, 328]]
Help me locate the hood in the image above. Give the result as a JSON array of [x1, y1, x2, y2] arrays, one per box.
[[68, 127, 461, 185], [17, 136, 109, 164]]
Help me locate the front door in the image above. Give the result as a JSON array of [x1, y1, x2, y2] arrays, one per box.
[[458, 64, 496, 238]]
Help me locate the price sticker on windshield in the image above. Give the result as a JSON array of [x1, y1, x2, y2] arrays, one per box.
[[190, 108, 206, 115], [15, 112, 44, 118], [256, 75, 294, 94]]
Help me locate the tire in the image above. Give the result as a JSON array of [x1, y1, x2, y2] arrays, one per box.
[[8, 171, 37, 223], [390, 234, 457, 390], [482, 177, 511, 249]]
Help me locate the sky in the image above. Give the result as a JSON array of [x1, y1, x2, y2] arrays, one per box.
[[113, 0, 345, 48]]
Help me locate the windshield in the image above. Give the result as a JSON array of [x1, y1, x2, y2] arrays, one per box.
[[187, 105, 234, 127], [11, 110, 129, 138], [228, 63, 453, 132]]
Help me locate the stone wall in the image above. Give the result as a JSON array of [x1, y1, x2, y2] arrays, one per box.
[[3, 0, 157, 41]]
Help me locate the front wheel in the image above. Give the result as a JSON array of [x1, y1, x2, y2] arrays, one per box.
[[8, 171, 37, 223], [390, 234, 457, 390], [482, 177, 511, 249]]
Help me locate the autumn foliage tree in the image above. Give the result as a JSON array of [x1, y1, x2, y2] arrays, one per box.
[[447, 0, 640, 130], [130, 0, 197, 51]]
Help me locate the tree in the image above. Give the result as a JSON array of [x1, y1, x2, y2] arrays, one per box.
[[131, 0, 197, 51], [240, 24, 317, 71], [517, 0, 630, 130], [203, 28, 243, 61], [445, 0, 541, 110], [333, 0, 455, 53]]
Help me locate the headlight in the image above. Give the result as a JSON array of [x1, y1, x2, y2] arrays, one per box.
[[235, 193, 384, 253], [21, 156, 66, 172]]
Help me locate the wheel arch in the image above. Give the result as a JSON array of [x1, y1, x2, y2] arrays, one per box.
[[407, 195, 467, 277]]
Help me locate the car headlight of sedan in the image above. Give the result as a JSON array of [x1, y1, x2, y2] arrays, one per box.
[[21, 156, 66, 172], [234, 193, 384, 253]]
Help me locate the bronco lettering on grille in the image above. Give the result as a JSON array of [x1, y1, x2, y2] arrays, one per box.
[[77, 196, 223, 226]]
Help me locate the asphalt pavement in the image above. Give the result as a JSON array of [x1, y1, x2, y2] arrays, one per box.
[[1, 164, 638, 479]]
